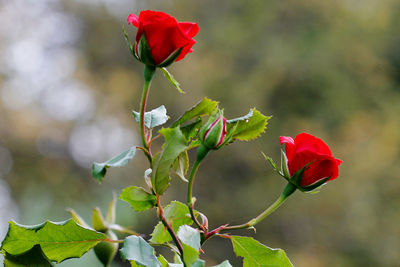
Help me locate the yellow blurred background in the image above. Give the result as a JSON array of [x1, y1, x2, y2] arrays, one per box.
[[0, 0, 399, 266]]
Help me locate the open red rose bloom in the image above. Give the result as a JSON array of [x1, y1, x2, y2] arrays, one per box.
[[280, 133, 342, 187], [127, 10, 199, 65]]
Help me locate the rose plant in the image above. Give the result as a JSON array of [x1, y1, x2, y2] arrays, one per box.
[[0, 10, 342, 267]]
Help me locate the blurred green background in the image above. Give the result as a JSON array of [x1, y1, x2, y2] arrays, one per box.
[[1, 0, 400, 266]]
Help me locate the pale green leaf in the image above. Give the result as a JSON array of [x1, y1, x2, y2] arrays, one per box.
[[151, 128, 188, 195], [132, 105, 169, 129], [161, 68, 184, 93], [172, 98, 219, 127], [1, 220, 106, 264], [172, 151, 189, 183], [92, 147, 136, 182], [177, 225, 201, 251], [120, 235, 160, 267], [231, 236, 293, 267], [150, 201, 193, 244], [211, 260, 233, 267], [120, 186, 157, 212]]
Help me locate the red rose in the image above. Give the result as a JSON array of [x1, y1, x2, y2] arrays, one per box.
[[280, 133, 342, 187], [127, 10, 199, 66]]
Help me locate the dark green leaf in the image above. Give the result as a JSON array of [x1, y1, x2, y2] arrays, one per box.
[[161, 67, 184, 93], [3, 245, 53, 267], [150, 201, 193, 244], [92, 147, 136, 182], [231, 236, 293, 267], [120, 235, 160, 267], [132, 106, 169, 129], [1, 220, 106, 263], [180, 117, 202, 140], [226, 108, 271, 142], [151, 128, 188, 195], [120, 186, 157, 212], [172, 98, 219, 127]]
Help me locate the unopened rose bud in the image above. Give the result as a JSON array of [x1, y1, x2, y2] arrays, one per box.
[[202, 115, 227, 150]]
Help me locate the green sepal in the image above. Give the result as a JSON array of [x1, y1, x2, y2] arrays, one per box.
[[301, 177, 330, 192], [172, 98, 219, 128], [92, 207, 107, 232], [158, 47, 183, 68], [137, 34, 155, 66], [106, 193, 117, 225], [160, 67, 184, 93], [66, 208, 90, 229], [119, 186, 157, 212], [198, 108, 220, 142], [280, 149, 290, 178], [261, 152, 285, 178], [122, 26, 137, 60], [92, 146, 137, 182]]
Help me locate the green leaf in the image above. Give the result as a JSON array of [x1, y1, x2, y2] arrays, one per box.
[[92, 147, 137, 182], [1, 220, 106, 263], [177, 225, 201, 251], [151, 128, 188, 195], [226, 108, 271, 142], [132, 106, 169, 129], [150, 201, 193, 244], [211, 260, 233, 267], [191, 259, 206, 267], [180, 117, 203, 140], [120, 186, 157, 212], [177, 225, 201, 267], [160, 67, 184, 93], [172, 98, 219, 127], [181, 244, 199, 267], [157, 255, 169, 267], [172, 151, 189, 183], [120, 235, 161, 267], [3, 244, 53, 267], [231, 236, 293, 267]]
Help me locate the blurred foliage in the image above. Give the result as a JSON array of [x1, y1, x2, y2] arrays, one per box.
[[1, 0, 400, 266]]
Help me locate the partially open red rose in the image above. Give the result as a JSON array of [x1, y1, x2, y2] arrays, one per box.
[[127, 10, 199, 66], [280, 133, 342, 187]]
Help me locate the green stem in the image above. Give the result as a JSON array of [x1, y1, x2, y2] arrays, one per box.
[[187, 145, 210, 230], [139, 65, 156, 164], [223, 183, 297, 231]]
